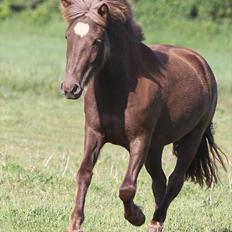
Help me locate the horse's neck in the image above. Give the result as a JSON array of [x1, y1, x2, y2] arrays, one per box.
[[101, 25, 143, 84], [92, 23, 157, 100]]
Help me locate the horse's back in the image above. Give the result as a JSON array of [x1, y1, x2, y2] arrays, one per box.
[[149, 45, 218, 144], [151, 44, 217, 95]]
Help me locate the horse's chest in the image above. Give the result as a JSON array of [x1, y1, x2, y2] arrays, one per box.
[[99, 105, 155, 146], [101, 113, 127, 145]]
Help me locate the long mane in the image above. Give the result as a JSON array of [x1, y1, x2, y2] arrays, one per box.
[[61, 0, 144, 41]]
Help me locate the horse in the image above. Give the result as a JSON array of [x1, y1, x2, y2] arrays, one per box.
[[60, 0, 225, 231]]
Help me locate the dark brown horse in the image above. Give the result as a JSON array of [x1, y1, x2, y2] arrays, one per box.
[[60, 0, 225, 231]]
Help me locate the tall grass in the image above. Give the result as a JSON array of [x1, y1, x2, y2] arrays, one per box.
[[0, 18, 231, 97]]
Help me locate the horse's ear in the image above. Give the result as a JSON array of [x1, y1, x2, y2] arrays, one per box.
[[61, 0, 72, 8], [98, 3, 109, 18]]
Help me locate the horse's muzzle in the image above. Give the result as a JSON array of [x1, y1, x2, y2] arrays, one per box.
[[61, 82, 83, 100]]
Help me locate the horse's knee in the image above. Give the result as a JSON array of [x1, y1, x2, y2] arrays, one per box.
[[168, 172, 185, 186], [119, 184, 136, 203], [161, 172, 185, 203], [77, 165, 93, 184]]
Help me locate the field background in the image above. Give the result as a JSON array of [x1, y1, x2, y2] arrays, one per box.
[[0, 1, 232, 232]]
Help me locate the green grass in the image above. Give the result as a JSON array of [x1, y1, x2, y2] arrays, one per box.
[[0, 95, 232, 232], [0, 16, 232, 232]]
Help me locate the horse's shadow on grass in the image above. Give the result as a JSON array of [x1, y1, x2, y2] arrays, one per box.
[[211, 229, 232, 232]]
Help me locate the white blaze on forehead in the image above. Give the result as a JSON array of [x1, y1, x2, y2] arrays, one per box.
[[74, 22, 90, 37]]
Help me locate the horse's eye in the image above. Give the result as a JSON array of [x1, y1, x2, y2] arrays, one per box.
[[93, 39, 102, 47], [96, 39, 102, 43]]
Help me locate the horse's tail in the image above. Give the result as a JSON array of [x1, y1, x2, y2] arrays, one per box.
[[182, 123, 226, 188]]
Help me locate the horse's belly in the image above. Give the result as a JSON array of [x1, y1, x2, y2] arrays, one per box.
[[153, 116, 202, 145]]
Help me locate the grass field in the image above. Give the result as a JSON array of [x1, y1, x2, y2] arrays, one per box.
[[0, 15, 232, 232]]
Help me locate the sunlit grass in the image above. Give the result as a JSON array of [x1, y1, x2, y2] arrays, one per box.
[[0, 96, 231, 232]]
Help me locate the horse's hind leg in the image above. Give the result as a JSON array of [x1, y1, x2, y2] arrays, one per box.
[[145, 146, 166, 232], [148, 125, 206, 232], [145, 146, 166, 210], [119, 135, 151, 227]]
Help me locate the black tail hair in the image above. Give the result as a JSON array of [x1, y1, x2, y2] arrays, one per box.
[[173, 123, 226, 188]]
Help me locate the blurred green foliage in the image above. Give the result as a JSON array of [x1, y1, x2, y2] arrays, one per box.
[[0, 0, 59, 22], [134, 0, 232, 21], [0, 0, 232, 23], [0, 0, 10, 20]]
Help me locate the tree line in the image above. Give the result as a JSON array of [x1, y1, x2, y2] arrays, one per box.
[[0, 0, 232, 22]]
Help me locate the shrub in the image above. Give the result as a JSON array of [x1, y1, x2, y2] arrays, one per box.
[[134, 0, 232, 21], [0, 0, 232, 23], [0, 0, 10, 20]]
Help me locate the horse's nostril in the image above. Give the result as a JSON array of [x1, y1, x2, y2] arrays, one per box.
[[72, 84, 80, 94]]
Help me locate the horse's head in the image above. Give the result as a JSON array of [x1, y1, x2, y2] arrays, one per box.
[[60, 0, 109, 99]]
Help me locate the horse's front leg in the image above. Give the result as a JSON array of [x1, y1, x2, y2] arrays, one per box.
[[67, 127, 104, 232], [119, 135, 150, 227]]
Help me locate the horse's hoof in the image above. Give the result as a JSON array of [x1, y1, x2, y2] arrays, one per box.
[[66, 225, 83, 232], [67, 230, 83, 232], [125, 205, 146, 226], [147, 222, 163, 232]]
